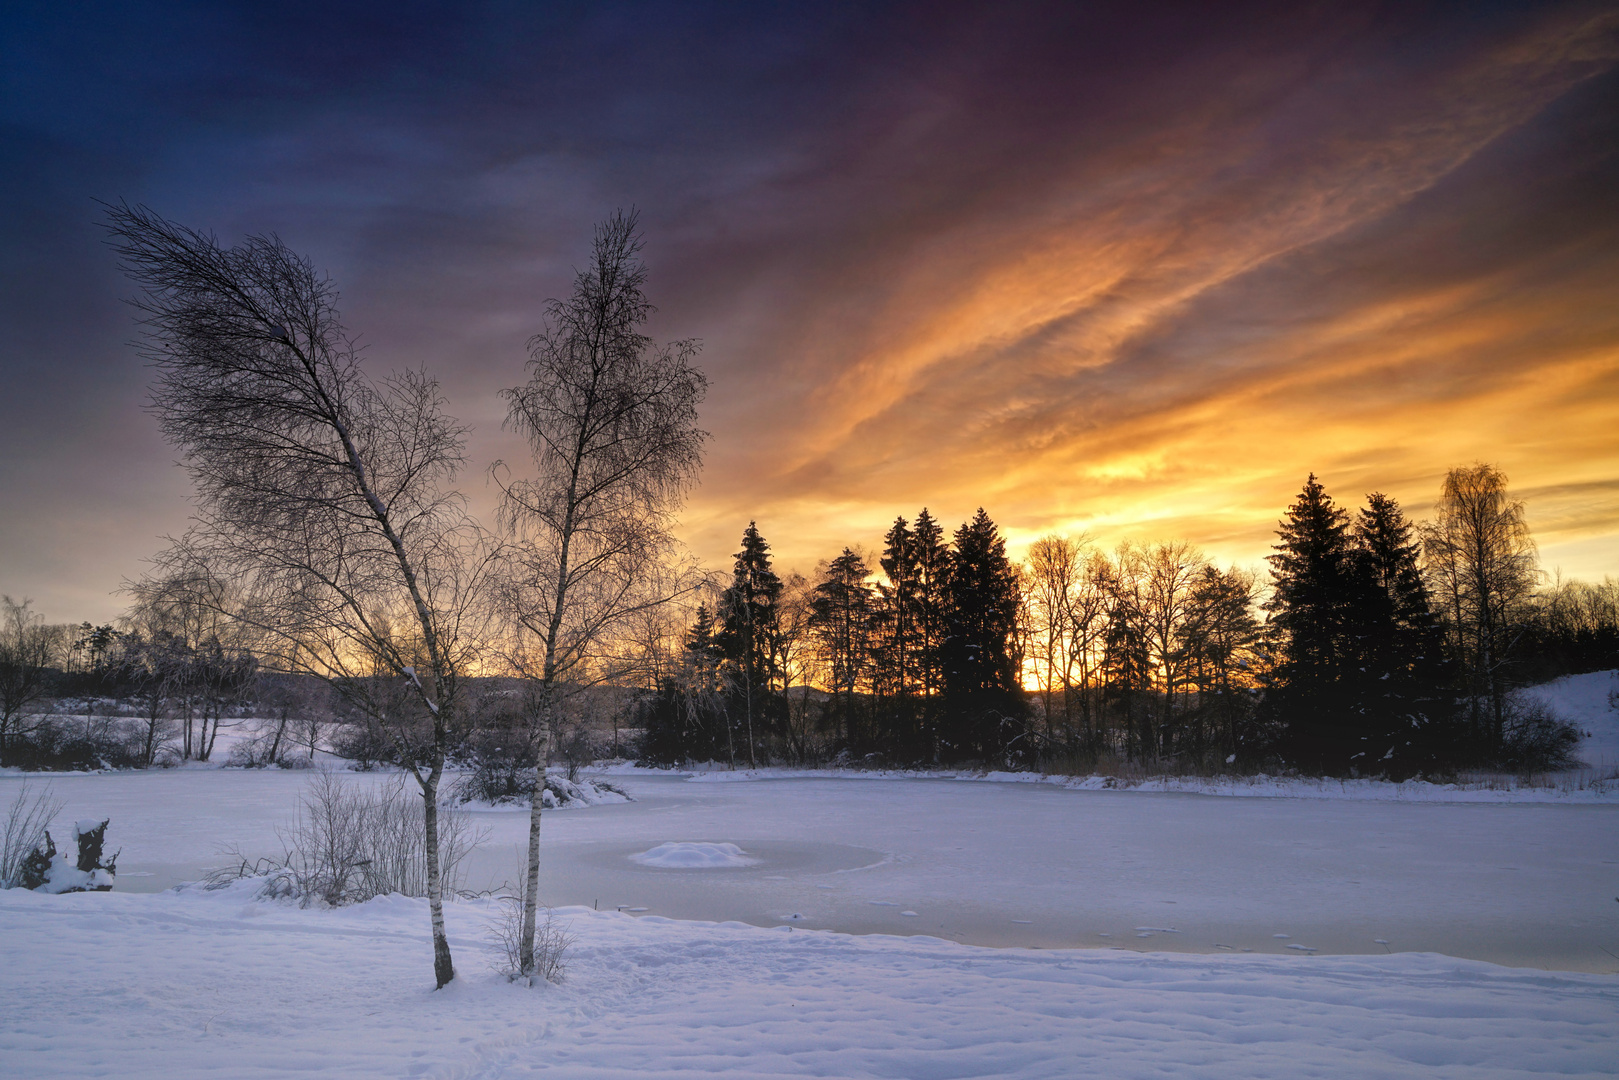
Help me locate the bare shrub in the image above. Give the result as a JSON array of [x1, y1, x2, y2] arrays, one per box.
[[1497, 695, 1581, 772], [211, 772, 484, 906], [487, 877, 573, 985], [2, 781, 63, 888]]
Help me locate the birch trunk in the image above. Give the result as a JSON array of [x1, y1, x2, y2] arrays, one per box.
[[518, 757, 546, 980], [518, 713, 550, 981], [421, 762, 455, 989]]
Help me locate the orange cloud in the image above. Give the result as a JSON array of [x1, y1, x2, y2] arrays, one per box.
[[679, 8, 1619, 581]]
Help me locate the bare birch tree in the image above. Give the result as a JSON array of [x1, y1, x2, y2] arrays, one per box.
[[0, 597, 61, 766], [106, 202, 489, 988], [1024, 535, 1087, 740], [1422, 462, 1539, 751], [496, 209, 706, 981]]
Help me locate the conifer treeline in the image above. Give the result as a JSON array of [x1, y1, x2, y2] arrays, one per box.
[[638, 464, 1616, 775]]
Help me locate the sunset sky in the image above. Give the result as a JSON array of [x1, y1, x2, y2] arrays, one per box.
[[3, 1, 1617, 625]]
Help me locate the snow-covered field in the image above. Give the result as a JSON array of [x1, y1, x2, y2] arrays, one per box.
[[3, 673, 1617, 1077], [5, 880, 1617, 1080]]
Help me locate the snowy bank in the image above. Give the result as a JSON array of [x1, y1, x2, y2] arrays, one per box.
[[1524, 668, 1619, 768], [597, 762, 1619, 802], [602, 670, 1619, 803], [1, 883, 1615, 1079], [452, 773, 631, 811]]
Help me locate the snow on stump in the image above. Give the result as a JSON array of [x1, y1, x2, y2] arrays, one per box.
[[20, 818, 118, 894]]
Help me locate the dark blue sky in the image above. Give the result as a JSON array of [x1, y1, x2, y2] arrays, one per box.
[[4, 1, 1617, 622]]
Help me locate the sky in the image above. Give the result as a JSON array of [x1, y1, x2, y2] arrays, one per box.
[[2, 0, 1617, 625]]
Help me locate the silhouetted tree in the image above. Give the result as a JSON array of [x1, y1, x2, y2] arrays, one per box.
[[716, 523, 782, 768], [1135, 541, 1207, 757], [0, 598, 60, 766], [1523, 575, 1619, 677], [107, 202, 486, 988], [1422, 464, 1539, 754], [1178, 566, 1261, 764], [1024, 535, 1086, 743], [941, 509, 1024, 759], [911, 510, 950, 703], [637, 603, 727, 764], [1354, 492, 1451, 770], [771, 572, 818, 762], [874, 517, 917, 698], [809, 548, 876, 750], [1262, 476, 1372, 773], [1100, 553, 1152, 760], [496, 209, 706, 978]]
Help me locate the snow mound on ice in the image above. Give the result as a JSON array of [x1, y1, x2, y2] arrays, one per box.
[[630, 842, 758, 868]]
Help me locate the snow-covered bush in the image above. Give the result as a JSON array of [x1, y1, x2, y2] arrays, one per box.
[[1, 781, 63, 888]]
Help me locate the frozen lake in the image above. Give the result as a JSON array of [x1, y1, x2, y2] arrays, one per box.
[[7, 767, 1617, 972]]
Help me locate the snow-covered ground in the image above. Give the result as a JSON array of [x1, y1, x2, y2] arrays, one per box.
[[4, 881, 1617, 1080]]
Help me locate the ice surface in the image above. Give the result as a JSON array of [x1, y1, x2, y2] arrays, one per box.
[[629, 841, 758, 868], [5, 766, 1618, 969]]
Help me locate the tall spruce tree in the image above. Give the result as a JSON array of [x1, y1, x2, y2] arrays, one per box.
[[716, 522, 782, 768], [911, 509, 951, 704], [941, 509, 1025, 759], [1354, 492, 1451, 771], [871, 517, 918, 752], [809, 548, 876, 750], [1263, 476, 1377, 773], [875, 517, 918, 700]]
